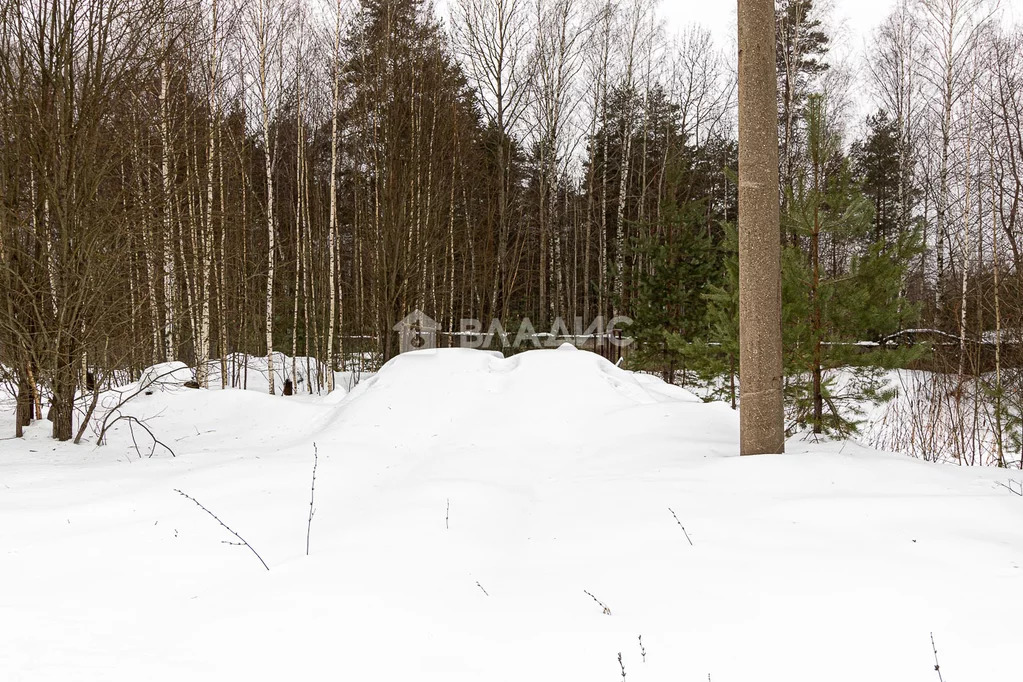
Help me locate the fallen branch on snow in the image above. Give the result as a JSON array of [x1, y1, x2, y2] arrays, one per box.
[[106, 415, 176, 458], [995, 479, 1023, 497], [95, 366, 191, 446], [174, 489, 269, 571]]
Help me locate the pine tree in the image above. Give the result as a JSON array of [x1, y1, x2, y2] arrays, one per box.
[[775, 0, 830, 216], [628, 197, 714, 385], [852, 110, 907, 244], [702, 222, 740, 408], [782, 95, 923, 436], [343, 0, 480, 360]]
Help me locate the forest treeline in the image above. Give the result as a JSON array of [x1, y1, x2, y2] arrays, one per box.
[[1, 0, 1022, 452]]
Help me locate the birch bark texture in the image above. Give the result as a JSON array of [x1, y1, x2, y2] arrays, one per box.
[[737, 0, 784, 455]]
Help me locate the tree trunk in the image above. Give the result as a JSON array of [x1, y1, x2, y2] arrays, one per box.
[[258, 0, 277, 395], [16, 367, 33, 436], [811, 186, 823, 434], [325, 0, 341, 391], [51, 360, 77, 442], [160, 14, 176, 362]]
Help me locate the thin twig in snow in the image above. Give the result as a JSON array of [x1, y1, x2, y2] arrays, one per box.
[[583, 589, 612, 615], [126, 419, 143, 458], [931, 632, 945, 682], [174, 489, 269, 571], [105, 415, 175, 458], [618, 652, 626, 680], [306, 444, 319, 555], [995, 479, 1022, 497], [638, 635, 645, 662], [446, 498, 450, 529], [476, 581, 489, 596], [668, 507, 693, 545]]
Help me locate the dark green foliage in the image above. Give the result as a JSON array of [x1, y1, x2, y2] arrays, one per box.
[[628, 200, 715, 385], [701, 222, 740, 408], [782, 238, 924, 436], [583, 82, 736, 320], [852, 109, 911, 244]]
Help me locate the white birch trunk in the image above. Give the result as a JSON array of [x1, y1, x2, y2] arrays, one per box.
[[257, 0, 278, 394], [325, 0, 342, 392], [196, 0, 220, 389], [160, 13, 176, 362]]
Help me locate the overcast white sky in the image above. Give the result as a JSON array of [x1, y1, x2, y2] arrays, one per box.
[[659, 0, 1023, 54], [655, 0, 1023, 131], [438, 1, 1023, 76], [437, 0, 1023, 139]]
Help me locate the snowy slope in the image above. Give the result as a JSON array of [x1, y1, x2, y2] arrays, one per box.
[[1, 345, 1021, 681]]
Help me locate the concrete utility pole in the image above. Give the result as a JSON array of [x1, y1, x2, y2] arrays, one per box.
[[737, 0, 785, 455]]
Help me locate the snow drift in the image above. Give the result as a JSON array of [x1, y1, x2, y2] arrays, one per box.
[[138, 361, 194, 392], [1, 347, 1022, 682], [328, 344, 734, 445]]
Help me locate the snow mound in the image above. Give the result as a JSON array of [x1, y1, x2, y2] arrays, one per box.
[[328, 346, 721, 445], [138, 361, 193, 391]]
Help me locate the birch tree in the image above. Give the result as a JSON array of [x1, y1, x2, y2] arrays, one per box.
[[193, 0, 226, 387], [246, 0, 292, 393], [324, 0, 348, 391], [917, 0, 991, 312]]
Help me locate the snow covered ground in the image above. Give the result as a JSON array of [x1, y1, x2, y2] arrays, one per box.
[[1, 346, 1021, 681]]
